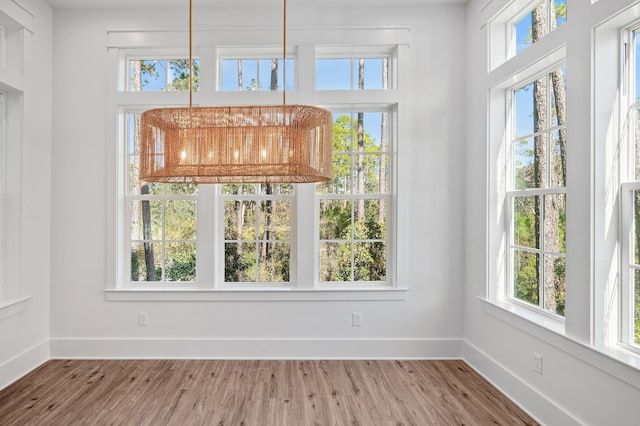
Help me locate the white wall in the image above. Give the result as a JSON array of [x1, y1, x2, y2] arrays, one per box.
[[0, 0, 52, 390], [49, 4, 467, 359], [464, 0, 640, 424]]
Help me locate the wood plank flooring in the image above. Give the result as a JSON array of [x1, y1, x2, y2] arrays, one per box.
[[0, 359, 537, 425]]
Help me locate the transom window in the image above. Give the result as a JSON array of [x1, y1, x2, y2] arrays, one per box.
[[220, 58, 294, 92], [513, 0, 566, 55], [128, 58, 200, 92], [489, 0, 567, 70], [316, 58, 388, 90]]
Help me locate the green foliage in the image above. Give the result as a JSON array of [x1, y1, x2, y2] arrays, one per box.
[[319, 114, 381, 194], [555, 2, 567, 19], [514, 250, 538, 305], [334, 221, 386, 282], [167, 59, 200, 91], [223, 189, 292, 283], [321, 202, 386, 283], [317, 114, 388, 282], [166, 246, 196, 282], [131, 251, 140, 281]]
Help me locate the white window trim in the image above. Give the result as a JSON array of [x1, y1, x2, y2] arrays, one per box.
[[0, 4, 29, 318], [593, 8, 640, 360], [487, 3, 567, 329], [105, 28, 411, 302], [504, 66, 566, 317], [617, 22, 640, 355]]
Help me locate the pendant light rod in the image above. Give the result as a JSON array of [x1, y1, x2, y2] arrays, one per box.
[[283, 0, 286, 106], [189, 0, 193, 108]]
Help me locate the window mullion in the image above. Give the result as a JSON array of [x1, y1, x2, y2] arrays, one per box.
[[197, 184, 216, 288], [297, 184, 315, 289]]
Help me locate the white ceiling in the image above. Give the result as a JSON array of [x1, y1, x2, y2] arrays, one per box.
[[44, 0, 464, 9]]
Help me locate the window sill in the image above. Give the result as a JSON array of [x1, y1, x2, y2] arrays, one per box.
[[105, 287, 408, 302], [480, 297, 640, 389], [0, 295, 31, 321], [479, 297, 565, 336]]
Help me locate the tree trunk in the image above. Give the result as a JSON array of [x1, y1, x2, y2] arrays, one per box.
[[532, 2, 559, 313], [357, 59, 366, 222], [141, 184, 156, 281]]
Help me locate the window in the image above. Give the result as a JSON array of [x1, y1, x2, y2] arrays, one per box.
[[508, 67, 567, 316], [513, 0, 567, 55], [128, 57, 200, 92], [489, 0, 567, 70], [109, 41, 402, 298], [620, 26, 640, 349], [316, 58, 388, 90], [222, 184, 293, 284], [220, 58, 294, 91], [317, 110, 390, 283], [487, 0, 567, 324], [125, 111, 198, 283]]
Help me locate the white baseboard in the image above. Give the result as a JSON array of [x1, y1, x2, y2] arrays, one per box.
[[0, 339, 49, 391], [463, 340, 579, 426], [50, 337, 463, 359]]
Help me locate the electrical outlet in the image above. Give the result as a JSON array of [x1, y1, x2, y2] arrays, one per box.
[[352, 312, 362, 327], [138, 311, 148, 326], [533, 352, 543, 375]]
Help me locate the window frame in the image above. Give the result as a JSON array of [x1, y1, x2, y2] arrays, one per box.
[[486, 0, 567, 330], [105, 31, 409, 302], [505, 65, 567, 316], [618, 23, 640, 354], [315, 108, 394, 286], [488, 0, 567, 71]]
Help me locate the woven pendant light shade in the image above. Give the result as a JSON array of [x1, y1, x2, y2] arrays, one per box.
[[139, 104, 333, 183]]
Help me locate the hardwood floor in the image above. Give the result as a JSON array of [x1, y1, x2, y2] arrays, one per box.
[[0, 359, 537, 425]]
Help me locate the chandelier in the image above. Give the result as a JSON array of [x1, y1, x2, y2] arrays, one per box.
[[139, 0, 333, 184]]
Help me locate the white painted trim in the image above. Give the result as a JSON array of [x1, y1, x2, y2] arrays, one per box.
[[107, 27, 411, 49], [463, 340, 579, 426], [480, 297, 640, 389], [0, 294, 29, 320], [0, 0, 33, 33], [0, 339, 48, 391], [104, 288, 408, 301], [50, 337, 461, 359]]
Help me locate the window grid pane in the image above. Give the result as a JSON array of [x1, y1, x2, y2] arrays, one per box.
[[317, 109, 391, 283], [128, 59, 200, 92], [508, 66, 566, 315], [126, 112, 197, 284], [222, 185, 293, 284], [513, 0, 567, 56], [220, 58, 294, 92], [316, 58, 389, 90]]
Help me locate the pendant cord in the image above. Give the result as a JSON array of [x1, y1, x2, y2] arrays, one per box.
[[189, 0, 193, 109]]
